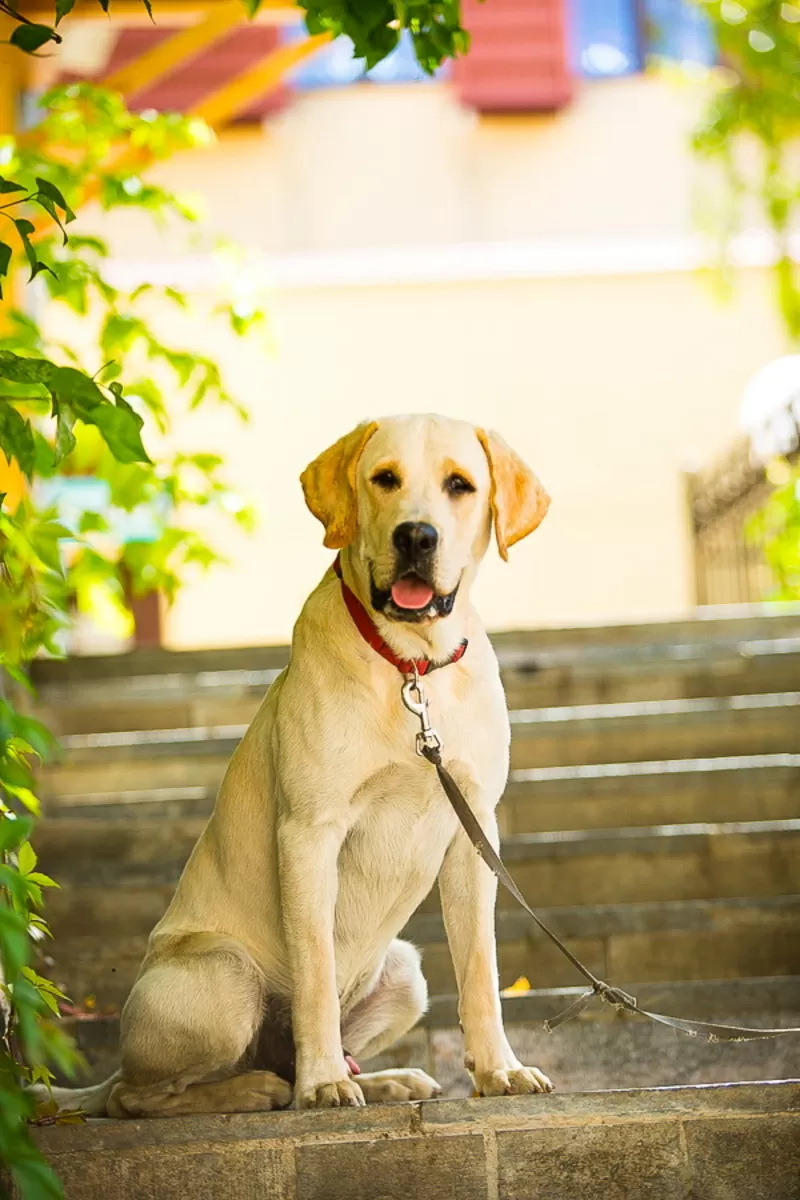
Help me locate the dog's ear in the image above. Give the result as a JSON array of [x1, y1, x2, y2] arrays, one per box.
[[300, 421, 379, 548], [476, 428, 550, 561]]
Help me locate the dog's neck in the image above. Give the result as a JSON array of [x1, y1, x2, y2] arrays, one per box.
[[339, 546, 475, 667]]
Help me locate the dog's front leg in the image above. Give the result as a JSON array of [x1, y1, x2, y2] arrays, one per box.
[[439, 802, 553, 1097], [278, 812, 364, 1109]]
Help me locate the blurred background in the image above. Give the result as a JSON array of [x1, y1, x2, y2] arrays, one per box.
[[3, 0, 800, 651]]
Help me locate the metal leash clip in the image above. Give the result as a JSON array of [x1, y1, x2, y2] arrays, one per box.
[[401, 665, 442, 757]]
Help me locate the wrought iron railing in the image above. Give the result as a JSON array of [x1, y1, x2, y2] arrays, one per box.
[[688, 431, 799, 607]]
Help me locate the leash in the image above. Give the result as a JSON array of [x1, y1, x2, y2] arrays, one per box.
[[331, 560, 800, 1042], [399, 666, 800, 1043]]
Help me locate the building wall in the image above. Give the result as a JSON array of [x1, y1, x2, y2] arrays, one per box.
[[75, 73, 788, 647]]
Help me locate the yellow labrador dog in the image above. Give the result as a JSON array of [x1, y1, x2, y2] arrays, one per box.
[[52, 413, 553, 1117]]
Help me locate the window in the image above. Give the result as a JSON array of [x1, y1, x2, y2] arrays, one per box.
[[569, 0, 642, 78], [569, 0, 715, 79], [280, 26, 449, 91]]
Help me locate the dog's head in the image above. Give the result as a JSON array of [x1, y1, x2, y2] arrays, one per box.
[[301, 415, 549, 625]]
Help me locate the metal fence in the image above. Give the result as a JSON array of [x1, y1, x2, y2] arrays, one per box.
[[687, 437, 779, 607]]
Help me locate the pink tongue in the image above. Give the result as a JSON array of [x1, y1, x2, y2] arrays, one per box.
[[392, 577, 434, 610]]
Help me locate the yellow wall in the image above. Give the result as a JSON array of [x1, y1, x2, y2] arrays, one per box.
[[70, 73, 788, 646]]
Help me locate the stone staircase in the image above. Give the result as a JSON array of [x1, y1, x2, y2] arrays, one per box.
[[30, 612, 800, 1105]]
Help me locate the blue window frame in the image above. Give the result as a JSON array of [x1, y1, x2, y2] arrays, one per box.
[[568, 0, 642, 78], [645, 0, 716, 66], [568, 0, 715, 79]]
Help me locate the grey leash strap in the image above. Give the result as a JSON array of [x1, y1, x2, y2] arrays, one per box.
[[401, 671, 800, 1044]]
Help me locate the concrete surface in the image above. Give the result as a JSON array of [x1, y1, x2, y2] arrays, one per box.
[[30, 1081, 800, 1200]]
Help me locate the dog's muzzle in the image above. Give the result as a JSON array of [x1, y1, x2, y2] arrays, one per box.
[[371, 523, 458, 622]]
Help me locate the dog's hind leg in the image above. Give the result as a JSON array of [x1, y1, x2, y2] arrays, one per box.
[[108, 935, 292, 1118], [342, 939, 441, 1103]]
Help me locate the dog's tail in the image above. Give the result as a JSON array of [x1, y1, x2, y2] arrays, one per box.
[[29, 1069, 122, 1118]]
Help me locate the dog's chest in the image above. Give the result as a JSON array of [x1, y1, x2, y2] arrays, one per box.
[[337, 763, 456, 915]]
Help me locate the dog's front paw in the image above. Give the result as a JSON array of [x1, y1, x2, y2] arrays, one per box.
[[472, 1064, 553, 1097], [358, 1068, 442, 1104], [294, 1074, 365, 1109]]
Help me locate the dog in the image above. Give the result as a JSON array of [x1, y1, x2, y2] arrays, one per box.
[[49, 413, 553, 1116]]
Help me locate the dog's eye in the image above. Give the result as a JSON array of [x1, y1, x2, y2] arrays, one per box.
[[444, 473, 476, 497], [372, 469, 400, 491]]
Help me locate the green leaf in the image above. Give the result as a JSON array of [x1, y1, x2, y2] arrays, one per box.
[[0, 404, 36, 477], [12, 714, 58, 760], [49, 365, 106, 411], [0, 350, 53, 387], [0, 241, 10, 299], [9, 1145, 65, 1200], [13, 217, 56, 283], [17, 840, 37, 875], [26, 871, 58, 889], [0, 177, 26, 195], [35, 177, 76, 224], [90, 402, 150, 464], [77, 510, 109, 535], [2, 663, 35, 695], [0, 905, 30, 976], [0, 814, 34, 854], [9, 23, 59, 53], [54, 403, 77, 464], [55, 0, 77, 23]]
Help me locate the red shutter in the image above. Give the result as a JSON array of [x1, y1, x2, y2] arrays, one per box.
[[453, 0, 573, 113]]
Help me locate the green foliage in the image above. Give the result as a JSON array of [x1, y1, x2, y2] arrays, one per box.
[[1, 671, 84, 1200], [0, 176, 74, 297], [691, 4, 800, 600], [1, 82, 261, 1198], [1, 0, 468, 73], [694, 1, 800, 338], [301, 0, 469, 72], [746, 460, 800, 596]]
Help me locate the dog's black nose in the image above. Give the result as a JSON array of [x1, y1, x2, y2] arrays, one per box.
[[393, 521, 439, 560]]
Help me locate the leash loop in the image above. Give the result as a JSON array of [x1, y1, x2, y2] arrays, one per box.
[[402, 672, 800, 1045]]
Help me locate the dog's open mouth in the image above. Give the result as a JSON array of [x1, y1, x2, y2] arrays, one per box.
[[371, 571, 459, 623], [391, 575, 434, 611]]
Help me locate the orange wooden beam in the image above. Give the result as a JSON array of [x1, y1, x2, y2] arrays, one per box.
[[1, 13, 28, 505], [102, 0, 247, 99], [17, 0, 299, 20], [191, 31, 331, 126], [28, 31, 331, 241]]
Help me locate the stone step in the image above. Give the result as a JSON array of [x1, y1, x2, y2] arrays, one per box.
[[41, 894, 800, 1010], [485, 819, 800, 910], [41, 753, 800, 830], [502, 641, 800, 709], [500, 753, 800, 834], [409, 894, 800, 995], [509, 692, 800, 768], [56, 976, 800, 1095], [36, 691, 800, 808], [29, 1080, 800, 1200], [33, 642, 800, 735], [40, 751, 230, 808], [35, 815, 800, 908], [29, 607, 800, 690]]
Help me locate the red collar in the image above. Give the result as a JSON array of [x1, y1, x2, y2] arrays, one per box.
[[333, 555, 467, 677]]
